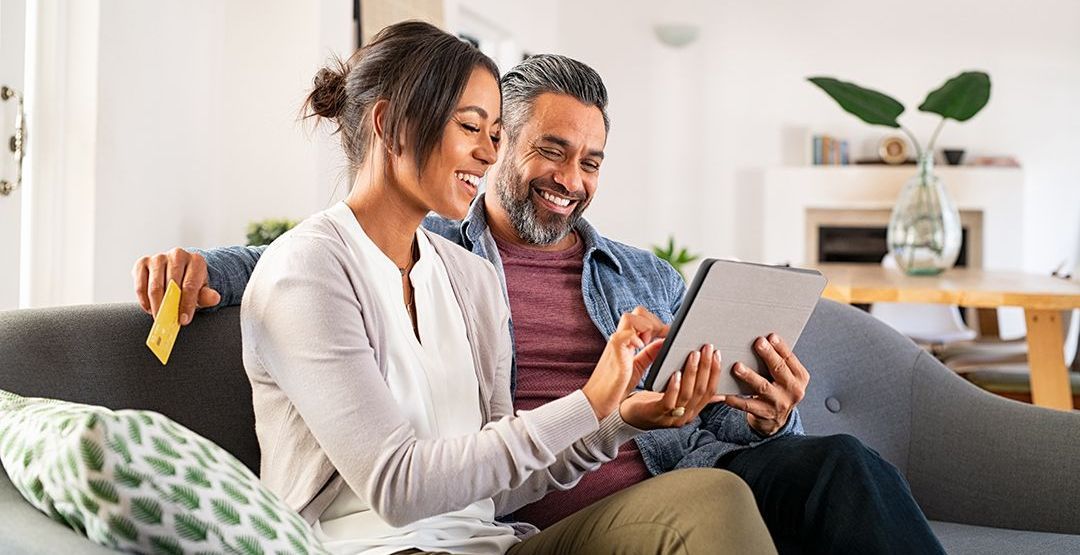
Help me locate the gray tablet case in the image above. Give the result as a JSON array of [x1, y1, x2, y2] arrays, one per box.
[[644, 259, 827, 396]]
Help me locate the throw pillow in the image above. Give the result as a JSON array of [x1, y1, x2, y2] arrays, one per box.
[[0, 390, 328, 555]]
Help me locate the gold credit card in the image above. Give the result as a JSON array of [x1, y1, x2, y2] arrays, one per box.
[[146, 279, 182, 365]]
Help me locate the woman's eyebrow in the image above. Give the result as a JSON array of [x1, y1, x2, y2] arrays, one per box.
[[455, 105, 501, 125]]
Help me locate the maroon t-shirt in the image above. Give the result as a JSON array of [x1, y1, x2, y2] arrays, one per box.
[[493, 232, 652, 530]]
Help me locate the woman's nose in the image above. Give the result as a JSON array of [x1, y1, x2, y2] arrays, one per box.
[[475, 137, 497, 166]]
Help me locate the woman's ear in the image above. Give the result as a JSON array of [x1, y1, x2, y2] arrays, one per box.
[[370, 98, 394, 154]]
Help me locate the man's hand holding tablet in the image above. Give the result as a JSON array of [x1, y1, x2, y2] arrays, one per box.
[[728, 333, 811, 436]]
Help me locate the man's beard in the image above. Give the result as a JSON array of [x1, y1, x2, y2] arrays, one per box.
[[493, 163, 588, 246]]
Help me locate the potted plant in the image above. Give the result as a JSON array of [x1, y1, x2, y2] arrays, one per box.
[[246, 219, 298, 247], [652, 236, 699, 279], [808, 71, 991, 275]]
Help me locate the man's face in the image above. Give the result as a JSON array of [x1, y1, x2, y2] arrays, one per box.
[[492, 93, 607, 246]]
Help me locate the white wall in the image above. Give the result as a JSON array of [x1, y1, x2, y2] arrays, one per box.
[[24, 1, 1079, 305], [88, 0, 352, 303], [462, 0, 1080, 273]]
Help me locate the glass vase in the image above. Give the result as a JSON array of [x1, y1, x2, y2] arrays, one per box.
[[886, 153, 962, 275]]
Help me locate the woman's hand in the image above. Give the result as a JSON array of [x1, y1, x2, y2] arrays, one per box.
[[582, 307, 669, 420], [619, 344, 725, 430]]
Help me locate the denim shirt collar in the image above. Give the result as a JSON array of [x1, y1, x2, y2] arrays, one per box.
[[461, 193, 623, 274]]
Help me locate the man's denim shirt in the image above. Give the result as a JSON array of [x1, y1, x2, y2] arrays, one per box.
[[199, 194, 802, 475]]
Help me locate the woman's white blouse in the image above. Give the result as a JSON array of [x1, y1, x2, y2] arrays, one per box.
[[313, 202, 518, 555]]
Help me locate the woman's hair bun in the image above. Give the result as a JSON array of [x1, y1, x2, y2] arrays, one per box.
[[307, 61, 348, 119]]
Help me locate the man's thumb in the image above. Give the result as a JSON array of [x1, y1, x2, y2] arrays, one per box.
[[197, 286, 222, 308]]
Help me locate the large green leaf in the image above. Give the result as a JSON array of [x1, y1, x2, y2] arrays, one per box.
[[918, 71, 991, 121], [807, 77, 905, 128]]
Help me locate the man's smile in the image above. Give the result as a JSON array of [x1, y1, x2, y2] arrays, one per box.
[[532, 187, 580, 215]]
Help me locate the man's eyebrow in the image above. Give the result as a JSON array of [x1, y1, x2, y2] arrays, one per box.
[[539, 134, 605, 160], [456, 105, 501, 124]]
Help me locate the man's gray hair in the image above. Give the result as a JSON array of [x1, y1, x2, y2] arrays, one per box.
[[500, 54, 610, 142]]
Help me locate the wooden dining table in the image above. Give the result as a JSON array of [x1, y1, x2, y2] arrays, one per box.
[[810, 263, 1080, 411]]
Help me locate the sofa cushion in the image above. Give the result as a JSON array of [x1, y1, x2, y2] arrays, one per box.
[[0, 390, 327, 555], [931, 520, 1080, 554]]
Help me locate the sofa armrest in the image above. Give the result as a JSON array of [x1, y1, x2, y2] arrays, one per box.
[[907, 350, 1080, 535], [0, 466, 115, 554]]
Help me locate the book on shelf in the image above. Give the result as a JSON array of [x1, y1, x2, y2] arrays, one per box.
[[811, 134, 851, 166]]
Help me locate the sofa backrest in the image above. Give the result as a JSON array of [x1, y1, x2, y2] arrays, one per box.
[[794, 299, 924, 475], [0, 303, 259, 472], [1, 299, 926, 480]]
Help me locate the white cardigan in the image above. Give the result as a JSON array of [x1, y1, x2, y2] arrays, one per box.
[[240, 203, 642, 552]]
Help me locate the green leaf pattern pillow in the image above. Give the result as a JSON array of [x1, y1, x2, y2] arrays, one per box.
[[0, 390, 328, 555]]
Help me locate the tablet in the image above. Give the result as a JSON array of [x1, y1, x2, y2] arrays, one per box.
[[643, 259, 827, 396]]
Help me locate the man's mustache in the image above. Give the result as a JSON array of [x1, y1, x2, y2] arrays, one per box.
[[527, 177, 587, 202]]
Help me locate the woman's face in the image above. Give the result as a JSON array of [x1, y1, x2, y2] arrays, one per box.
[[393, 67, 502, 221]]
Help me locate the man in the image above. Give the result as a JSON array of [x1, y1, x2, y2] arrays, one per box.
[[134, 54, 943, 553]]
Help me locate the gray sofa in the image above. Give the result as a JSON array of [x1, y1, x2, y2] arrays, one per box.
[[2, 300, 1079, 553]]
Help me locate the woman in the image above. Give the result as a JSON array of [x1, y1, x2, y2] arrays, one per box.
[[241, 21, 773, 555]]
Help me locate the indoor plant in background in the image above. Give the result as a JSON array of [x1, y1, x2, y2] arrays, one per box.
[[808, 71, 991, 275], [246, 219, 298, 247], [652, 236, 699, 279]]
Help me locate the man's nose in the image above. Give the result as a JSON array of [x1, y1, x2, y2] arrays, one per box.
[[553, 162, 585, 194]]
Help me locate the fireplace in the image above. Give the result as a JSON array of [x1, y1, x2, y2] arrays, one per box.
[[805, 208, 983, 268]]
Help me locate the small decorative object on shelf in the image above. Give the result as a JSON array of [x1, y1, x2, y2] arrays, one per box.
[[807, 71, 992, 275], [652, 236, 699, 279], [878, 135, 910, 165], [942, 148, 966, 166], [969, 155, 1020, 167], [246, 218, 298, 246]]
